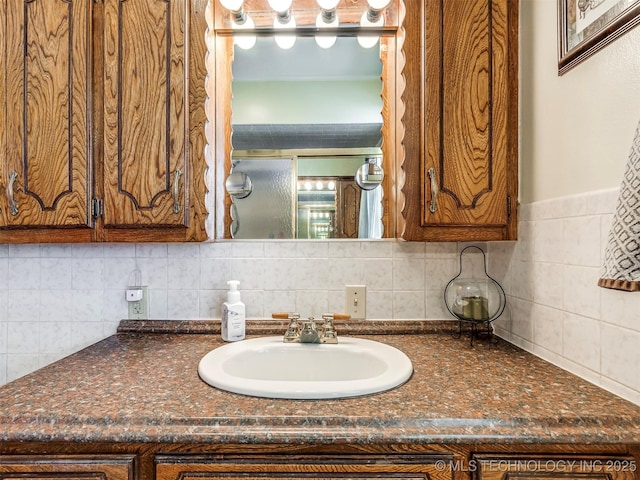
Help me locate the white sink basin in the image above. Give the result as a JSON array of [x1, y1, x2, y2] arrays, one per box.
[[198, 336, 413, 399]]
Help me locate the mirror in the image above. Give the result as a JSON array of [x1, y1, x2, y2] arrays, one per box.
[[210, 1, 403, 240]]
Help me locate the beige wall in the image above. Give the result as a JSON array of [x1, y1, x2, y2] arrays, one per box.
[[520, 0, 640, 203]]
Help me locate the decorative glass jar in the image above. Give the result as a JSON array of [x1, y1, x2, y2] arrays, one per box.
[[444, 246, 506, 343]]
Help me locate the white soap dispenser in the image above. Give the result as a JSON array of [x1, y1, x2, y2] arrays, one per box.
[[221, 280, 246, 342]]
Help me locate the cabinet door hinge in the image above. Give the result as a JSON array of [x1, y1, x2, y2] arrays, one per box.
[[92, 198, 104, 218], [507, 196, 512, 217]]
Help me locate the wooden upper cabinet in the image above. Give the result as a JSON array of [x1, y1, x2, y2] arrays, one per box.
[[0, 0, 92, 231], [98, 0, 208, 242], [0, 0, 207, 243], [102, 0, 188, 229], [400, 0, 518, 241]]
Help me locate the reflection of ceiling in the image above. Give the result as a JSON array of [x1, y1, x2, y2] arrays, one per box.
[[232, 123, 383, 150], [232, 37, 382, 151]]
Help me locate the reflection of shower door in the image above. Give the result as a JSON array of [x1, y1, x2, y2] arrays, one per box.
[[230, 158, 295, 239], [336, 178, 361, 238]]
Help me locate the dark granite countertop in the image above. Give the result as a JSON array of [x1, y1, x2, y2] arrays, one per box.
[[1, 320, 639, 445]]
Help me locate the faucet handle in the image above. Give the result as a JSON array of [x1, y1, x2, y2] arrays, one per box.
[[283, 313, 301, 343], [320, 313, 338, 344], [272, 311, 300, 320]]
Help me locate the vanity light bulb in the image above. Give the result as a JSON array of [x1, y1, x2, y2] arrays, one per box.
[[233, 15, 256, 50], [273, 15, 296, 49], [316, 181, 324, 190], [317, 0, 340, 9], [219, 0, 244, 12], [357, 10, 382, 49], [304, 181, 312, 191], [328, 181, 335, 190], [268, 0, 292, 13], [315, 12, 338, 49], [367, 0, 391, 9]]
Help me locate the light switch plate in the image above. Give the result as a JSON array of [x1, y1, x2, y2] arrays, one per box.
[[345, 285, 366, 320]]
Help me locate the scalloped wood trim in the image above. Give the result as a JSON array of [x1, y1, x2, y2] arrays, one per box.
[[395, 0, 407, 239]]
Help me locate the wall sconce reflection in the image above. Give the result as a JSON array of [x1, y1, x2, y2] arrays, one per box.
[[354, 157, 384, 190], [225, 171, 253, 199]]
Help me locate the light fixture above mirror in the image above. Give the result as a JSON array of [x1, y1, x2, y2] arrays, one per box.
[[214, 0, 399, 50]]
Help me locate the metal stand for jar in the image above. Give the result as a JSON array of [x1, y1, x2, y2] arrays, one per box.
[[444, 246, 506, 347], [452, 318, 499, 346]]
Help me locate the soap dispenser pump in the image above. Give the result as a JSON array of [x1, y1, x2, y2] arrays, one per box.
[[221, 280, 246, 342]]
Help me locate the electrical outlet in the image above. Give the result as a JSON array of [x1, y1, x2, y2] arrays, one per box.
[[345, 285, 366, 320], [127, 286, 149, 320]]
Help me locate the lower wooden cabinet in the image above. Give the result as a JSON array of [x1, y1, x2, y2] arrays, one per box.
[[0, 455, 135, 480], [474, 454, 637, 480], [0, 447, 638, 480], [155, 454, 455, 480]]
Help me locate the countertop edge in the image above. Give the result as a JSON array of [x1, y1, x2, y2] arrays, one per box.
[[3, 411, 640, 445], [116, 319, 463, 335]]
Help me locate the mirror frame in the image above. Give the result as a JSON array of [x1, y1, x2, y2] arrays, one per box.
[[208, 0, 406, 240]]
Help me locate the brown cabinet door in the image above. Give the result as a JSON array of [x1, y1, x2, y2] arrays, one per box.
[[0, 455, 135, 480], [1, 0, 92, 229], [102, 0, 189, 229], [156, 454, 454, 480], [336, 178, 361, 238], [401, 0, 518, 241]]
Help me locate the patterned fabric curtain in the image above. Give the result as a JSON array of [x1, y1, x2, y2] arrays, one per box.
[[598, 118, 640, 292]]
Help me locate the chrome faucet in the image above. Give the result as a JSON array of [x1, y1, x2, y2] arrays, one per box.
[[299, 320, 321, 343], [282, 313, 338, 344]]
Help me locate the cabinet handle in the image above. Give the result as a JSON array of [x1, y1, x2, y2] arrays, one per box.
[[427, 167, 438, 213], [7, 171, 19, 216], [172, 169, 182, 213]]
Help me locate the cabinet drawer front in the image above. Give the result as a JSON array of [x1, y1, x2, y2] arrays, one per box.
[[2, 0, 92, 228], [103, 0, 188, 228], [155, 454, 454, 480], [0, 455, 135, 480], [474, 454, 637, 480]]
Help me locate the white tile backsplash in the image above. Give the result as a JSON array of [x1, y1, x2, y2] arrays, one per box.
[[490, 187, 640, 405], [600, 323, 640, 389], [562, 312, 601, 371], [1, 187, 638, 410]]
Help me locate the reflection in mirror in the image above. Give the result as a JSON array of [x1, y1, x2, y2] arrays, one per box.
[[225, 171, 253, 199], [355, 157, 384, 191], [226, 36, 387, 239], [229, 149, 382, 239], [228, 157, 296, 238]]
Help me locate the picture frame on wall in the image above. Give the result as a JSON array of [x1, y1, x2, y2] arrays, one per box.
[[558, 0, 640, 74]]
